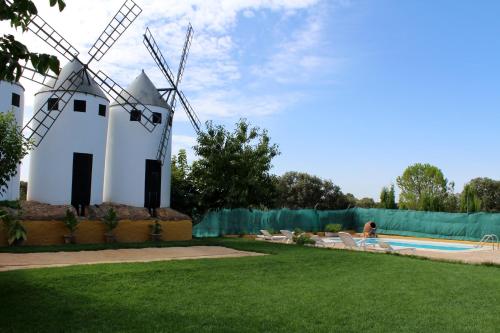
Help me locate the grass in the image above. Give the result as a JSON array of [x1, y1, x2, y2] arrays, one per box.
[[0, 238, 499, 332]]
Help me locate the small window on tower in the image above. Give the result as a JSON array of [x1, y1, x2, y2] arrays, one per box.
[[130, 110, 142, 122], [98, 104, 106, 117], [11, 93, 20, 107], [48, 98, 59, 111], [152, 112, 162, 124], [74, 100, 86, 112]]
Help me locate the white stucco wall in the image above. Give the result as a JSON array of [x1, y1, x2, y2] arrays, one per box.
[[104, 104, 172, 208], [27, 91, 109, 205], [0, 80, 24, 201]]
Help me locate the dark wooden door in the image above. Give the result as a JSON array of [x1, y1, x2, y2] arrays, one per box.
[[71, 153, 93, 210], [144, 159, 161, 209]]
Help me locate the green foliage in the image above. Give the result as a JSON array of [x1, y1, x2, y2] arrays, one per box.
[[63, 209, 79, 235], [0, 200, 21, 209], [0, 112, 31, 193], [1, 211, 26, 246], [380, 185, 397, 209], [171, 149, 198, 216], [191, 119, 279, 212], [463, 178, 500, 212], [102, 208, 119, 233], [356, 197, 376, 208], [324, 223, 342, 233], [294, 233, 315, 246], [149, 220, 162, 234], [19, 181, 27, 200], [275, 171, 350, 209], [0, 0, 65, 81], [460, 184, 482, 213], [396, 163, 455, 212]]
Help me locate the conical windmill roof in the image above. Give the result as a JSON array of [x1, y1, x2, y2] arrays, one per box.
[[36, 60, 107, 100], [112, 70, 170, 109]]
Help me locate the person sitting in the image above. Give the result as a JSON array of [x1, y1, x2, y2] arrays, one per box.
[[363, 221, 377, 238]]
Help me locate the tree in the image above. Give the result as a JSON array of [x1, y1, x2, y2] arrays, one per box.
[[1, 0, 65, 81], [396, 163, 454, 211], [0, 112, 30, 194], [463, 178, 500, 212], [275, 172, 349, 209], [191, 119, 279, 212], [356, 197, 376, 208], [170, 149, 198, 216], [460, 184, 482, 213], [379, 185, 397, 209]]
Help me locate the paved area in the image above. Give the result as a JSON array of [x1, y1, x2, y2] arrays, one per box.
[[0, 246, 265, 272]]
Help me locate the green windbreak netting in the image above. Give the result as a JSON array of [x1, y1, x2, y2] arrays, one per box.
[[193, 207, 500, 241], [192, 208, 353, 237]]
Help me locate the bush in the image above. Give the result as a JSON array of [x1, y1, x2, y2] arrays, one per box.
[[63, 209, 79, 235], [295, 234, 315, 246], [325, 223, 342, 233], [149, 220, 162, 234], [1, 210, 26, 246], [102, 208, 119, 233]]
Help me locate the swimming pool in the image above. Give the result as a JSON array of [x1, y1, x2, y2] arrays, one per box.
[[357, 238, 479, 252]]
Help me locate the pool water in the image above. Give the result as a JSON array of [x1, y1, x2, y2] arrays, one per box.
[[360, 238, 476, 252]]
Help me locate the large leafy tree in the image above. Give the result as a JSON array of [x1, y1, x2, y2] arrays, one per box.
[[0, 112, 30, 194], [1, 0, 65, 81], [459, 184, 482, 213], [191, 119, 279, 212], [462, 178, 500, 212], [275, 171, 349, 209], [396, 163, 455, 211], [170, 149, 198, 216]]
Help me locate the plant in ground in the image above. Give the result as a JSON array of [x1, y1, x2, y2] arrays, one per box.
[[62, 209, 79, 243], [324, 224, 342, 233], [1, 210, 26, 246]]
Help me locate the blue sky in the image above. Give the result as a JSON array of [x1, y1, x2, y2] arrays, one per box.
[[7, 0, 500, 200]]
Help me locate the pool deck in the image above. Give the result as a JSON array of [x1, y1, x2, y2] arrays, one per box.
[[341, 234, 500, 265]]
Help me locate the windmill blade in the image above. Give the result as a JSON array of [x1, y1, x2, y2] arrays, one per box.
[[156, 102, 176, 164], [22, 70, 84, 147], [87, 0, 142, 64], [175, 23, 194, 87], [177, 90, 201, 133], [3, 0, 80, 61], [143, 28, 176, 88], [20, 65, 58, 88], [88, 69, 157, 132]]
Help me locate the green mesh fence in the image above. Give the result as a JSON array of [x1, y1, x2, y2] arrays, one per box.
[[193, 208, 500, 241]]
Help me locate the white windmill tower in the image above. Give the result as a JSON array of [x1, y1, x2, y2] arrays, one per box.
[[14, 0, 159, 215], [0, 79, 25, 201], [104, 24, 201, 214]]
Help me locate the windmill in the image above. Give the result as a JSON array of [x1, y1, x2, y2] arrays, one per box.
[[10, 0, 157, 214], [143, 24, 202, 165], [12, 0, 159, 147]]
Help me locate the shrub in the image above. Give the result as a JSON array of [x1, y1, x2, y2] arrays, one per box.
[[102, 208, 119, 233], [295, 234, 315, 246], [325, 223, 342, 233], [149, 220, 162, 234], [1, 210, 27, 246], [63, 209, 79, 235]]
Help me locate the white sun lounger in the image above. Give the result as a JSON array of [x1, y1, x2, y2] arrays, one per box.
[[377, 240, 416, 253], [279, 230, 296, 244], [310, 235, 337, 248], [338, 232, 384, 251], [256, 230, 287, 242]]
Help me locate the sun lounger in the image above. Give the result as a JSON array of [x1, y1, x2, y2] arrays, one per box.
[[279, 230, 296, 244], [377, 240, 416, 253], [310, 235, 337, 248], [338, 232, 384, 251], [256, 230, 287, 242]]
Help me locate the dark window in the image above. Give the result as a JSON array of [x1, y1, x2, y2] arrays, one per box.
[[98, 104, 106, 117], [152, 112, 162, 124], [130, 110, 142, 122], [11, 93, 20, 107], [48, 98, 59, 111], [74, 100, 86, 112]]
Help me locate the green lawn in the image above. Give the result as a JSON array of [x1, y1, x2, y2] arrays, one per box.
[[0, 239, 499, 332]]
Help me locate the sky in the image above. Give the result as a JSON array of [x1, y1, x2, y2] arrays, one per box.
[[3, 0, 500, 200]]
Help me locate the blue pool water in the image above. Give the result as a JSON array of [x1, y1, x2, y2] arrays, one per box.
[[361, 238, 475, 251]]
